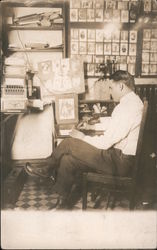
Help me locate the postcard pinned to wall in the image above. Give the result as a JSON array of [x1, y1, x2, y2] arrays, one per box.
[[38, 58, 85, 94]]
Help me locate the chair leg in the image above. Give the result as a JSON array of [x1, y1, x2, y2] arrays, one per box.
[[129, 191, 136, 210], [82, 174, 88, 210]]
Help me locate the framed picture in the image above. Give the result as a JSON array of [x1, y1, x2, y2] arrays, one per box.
[[85, 55, 93, 63], [96, 29, 104, 42], [88, 29, 95, 41], [105, 0, 116, 10], [79, 29, 87, 41], [104, 43, 111, 55], [70, 0, 80, 8], [79, 9, 87, 21], [79, 42, 87, 54], [120, 30, 128, 42], [87, 42, 95, 54], [113, 10, 120, 22], [143, 29, 151, 40], [142, 64, 149, 74], [96, 43, 103, 55], [151, 29, 157, 40], [71, 41, 79, 54], [71, 29, 79, 40], [38, 60, 52, 81], [150, 41, 157, 51], [118, 1, 128, 10], [121, 10, 129, 23], [120, 63, 127, 71], [150, 53, 157, 62], [152, 0, 157, 11], [104, 10, 112, 22], [112, 43, 120, 55], [55, 93, 78, 124], [87, 9, 95, 22], [70, 9, 78, 22], [81, 0, 93, 8], [149, 64, 157, 74], [120, 56, 127, 64], [95, 55, 104, 63], [120, 43, 128, 55], [127, 56, 136, 64], [95, 9, 103, 22], [87, 63, 95, 76], [143, 41, 150, 51], [129, 44, 137, 55], [95, 0, 104, 9], [112, 31, 120, 42], [129, 30, 137, 43], [142, 52, 150, 63], [144, 0, 151, 12], [128, 64, 135, 75]]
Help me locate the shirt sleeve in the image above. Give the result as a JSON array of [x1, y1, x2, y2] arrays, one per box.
[[95, 117, 111, 131], [83, 105, 134, 149]]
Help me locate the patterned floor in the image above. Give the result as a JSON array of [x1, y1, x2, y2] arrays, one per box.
[[12, 175, 132, 211]]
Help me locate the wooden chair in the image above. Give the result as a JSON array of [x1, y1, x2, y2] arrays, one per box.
[[82, 100, 148, 210]]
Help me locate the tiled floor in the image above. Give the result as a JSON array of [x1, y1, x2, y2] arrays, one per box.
[[12, 176, 131, 211], [4, 175, 155, 211]]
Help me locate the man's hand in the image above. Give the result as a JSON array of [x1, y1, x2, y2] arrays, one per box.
[[69, 129, 85, 139]]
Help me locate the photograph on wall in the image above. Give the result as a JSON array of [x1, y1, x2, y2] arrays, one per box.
[[70, 9, 78, 22], [142, 63, 149, 74], [87, 63, 95, 75], [149, 64, 157, 74], [129, 43, 137, 55], [87, 9, 95, 22], [112, 10, 121, 22], [79, 29, 87, 41], [118, 1, 128, 10], [78, 9, 87, 21], [71, 41, 79, 54], [55, 93, 78, 124], [88, 29, 95, 41], [121, 10, 129, 23], [152, 0, 157, 11], [96, 29, 104, 42], [143, 29, 151, 40], [95, 55, 104, 63], [104, 10, 112, 22], [144, 0, 151, 12], [79, 42, 87, 54], [105, 0, 116, 10], [130, 30, 137, 43], [127, 56, 136, 64], [96, 43, 103, 55], [150, 52, 157, 62], [38, 60, 53, 81], [151, 29, 157, 40], [81, 0, 93, 9], [95, 9, 103, 22], [143, 41, 150, 51], [70, 0, 80, 8], [104, 43, 111, 55], [119, 63, 127, 71], [120, 30, 128, 42], [95, 0, 104, 9], [112, 43, 120, 55], [142, 52, 150, 62], [150, 41, 157, 51], [71, 29, 79, 40], [120, 43, 128, 55], [128, 63, 135, 75], [112, 31, 120, 42], [87, 42, 95, 54]]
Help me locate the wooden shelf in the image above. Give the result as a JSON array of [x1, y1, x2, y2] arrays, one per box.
[[8, 47, 63, 52], [7, 23, 64, 30]]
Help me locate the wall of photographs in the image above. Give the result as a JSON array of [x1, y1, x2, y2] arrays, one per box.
[[69, 0, 157, 78]]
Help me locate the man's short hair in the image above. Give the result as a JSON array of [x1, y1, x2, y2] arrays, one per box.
[[110, 70, 135, 91]]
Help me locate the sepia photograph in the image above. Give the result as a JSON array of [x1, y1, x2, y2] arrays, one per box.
[[1, 0, 157, 249]]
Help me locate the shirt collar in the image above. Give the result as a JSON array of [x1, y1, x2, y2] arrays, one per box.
[[120, 91, 134, 104]]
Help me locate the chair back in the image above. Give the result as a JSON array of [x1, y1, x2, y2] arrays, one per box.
[[133, 100, 148, 179]]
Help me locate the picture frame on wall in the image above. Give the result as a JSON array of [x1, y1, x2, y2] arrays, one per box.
[[120, 43, 128, 55], [88, 29, 95, 41], [95, 9, 103, 22], [70, 9, 78, 22], [144, 0, 151, 12], [129, 44, 137, 56], [55, 93, 78, 124], [79, 29, 87, 41], [129, 30, 137, 43], [142, 64, 149, 74], [78, 9, 87, 21], [143, 29, 151, 40], [71, 41, 79, 54], [87, 9, 95, 22]]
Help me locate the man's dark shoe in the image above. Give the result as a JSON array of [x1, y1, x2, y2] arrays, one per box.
[[24, 163, 55, 183]]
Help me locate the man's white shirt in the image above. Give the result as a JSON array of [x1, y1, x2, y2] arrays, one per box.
[[83, 91, 144, 156]]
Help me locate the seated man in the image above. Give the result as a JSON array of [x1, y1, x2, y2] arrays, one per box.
[[25, 70, 144, 209]]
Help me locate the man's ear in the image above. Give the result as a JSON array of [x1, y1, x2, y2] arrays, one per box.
[[120, 82, 123, 91]]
